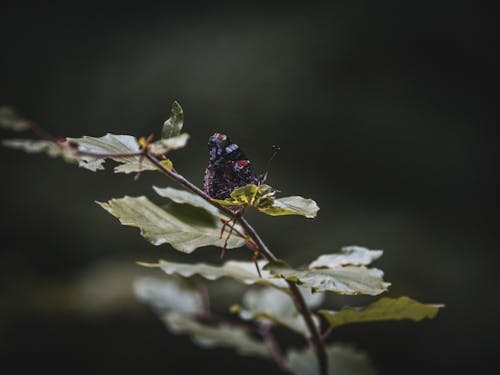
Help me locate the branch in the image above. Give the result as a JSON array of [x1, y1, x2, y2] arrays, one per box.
[[45, 143, 327, 374], [144, 152, 328, 375]]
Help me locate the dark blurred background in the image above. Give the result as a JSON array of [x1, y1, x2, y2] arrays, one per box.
[[1, 3, 498, 374]]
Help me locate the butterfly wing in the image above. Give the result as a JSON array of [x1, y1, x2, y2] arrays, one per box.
[[203, 133, 259, 199]]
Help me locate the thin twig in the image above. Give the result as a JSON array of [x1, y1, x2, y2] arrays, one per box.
[[321, 326, 334, 342], [18, 125, 329, 374], [144, 152, 328, 375], [258, 323, 288, 370], [75, 150, 145, 158]]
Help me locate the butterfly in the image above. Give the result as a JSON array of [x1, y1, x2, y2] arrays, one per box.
[[203, 133, 261, 200]]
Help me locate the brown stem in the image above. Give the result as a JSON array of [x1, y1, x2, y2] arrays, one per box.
[[144, 152, 328, 375], [258, 323, 287, 370], [18, 127, 328, 374], [321, 326, 334, 342]]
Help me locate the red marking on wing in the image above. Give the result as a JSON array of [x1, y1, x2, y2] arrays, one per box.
[[236, 160, 250, 167]]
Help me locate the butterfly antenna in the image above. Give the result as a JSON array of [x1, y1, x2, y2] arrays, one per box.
[[260, 145, 280, 184]]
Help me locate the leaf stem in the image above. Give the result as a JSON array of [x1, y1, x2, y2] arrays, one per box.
[[321, 326, 334, 342], [258, 323, 287, 370], [144, 152, 328, 375]]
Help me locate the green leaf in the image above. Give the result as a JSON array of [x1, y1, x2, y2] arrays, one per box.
[[287, 344, 377, 375], [2, 139, 81, 168], [319, 296, 444, 329], [164, 202, 217, 227], [2, 139, 79, 162], [163, 313, 269, 358], [264, 260, 390, 296], [98, 196, 245, 253], [214, 183, 319, 218], [0, 106, 30, 131], [153, 186, 220, 216], [259, 196, 320, 218], [309, 246, 383, 269], [149, 133, 189, 154], [214, 184, 276, 209], [232, 286, 323, 335], [68, 133, 156, 173], [134, 276, 204, 315], [138, 259, 287, 289], [161, 101, 184, 139]]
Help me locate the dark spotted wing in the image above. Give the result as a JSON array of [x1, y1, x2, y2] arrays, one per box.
[[203, 133, 260, 199]]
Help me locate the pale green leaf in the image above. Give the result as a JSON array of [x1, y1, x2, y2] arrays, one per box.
[[98, 196, 245, 253], [2, 139, 79, 163], [287, 344, 377, 375], [138, 259, 288, 289], [0, 106, 30, 131], [153, 186, 220, 216], [162, 101, 184, 139], [260, 196, 320, 218], [232, 286, 323, 335], [134, 276, 203, 315], [163, 312, 269, 358], [309, 246, 383, 269], [319, 296, 444, 329], [149, 133, 189, 154], [264, 260, 390, 296], [68, 133, 156, 173]]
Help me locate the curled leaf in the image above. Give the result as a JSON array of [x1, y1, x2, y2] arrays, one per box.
[[162, 101, 184, 139]]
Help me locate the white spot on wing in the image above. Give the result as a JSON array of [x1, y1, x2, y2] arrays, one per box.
[[225, 144, 239, 153]]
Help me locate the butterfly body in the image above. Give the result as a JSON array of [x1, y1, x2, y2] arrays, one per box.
[[203, 133, 260, 199]]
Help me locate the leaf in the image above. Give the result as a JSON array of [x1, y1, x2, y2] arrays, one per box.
[[134, 276, 203, 315], [231, 286, 324, 335], [214, 183, 319, 218], [164, 202, 217, 228], [163, 313, 269, 358], [153, 186, 220, 216], [2, 139, 79, 162], [138, 259, 288, 289], [287, 344, 377, 375], [214, 184, 276, 209], [149, 133, 190, 154], [98, 195, 245, 253], [68, 133, 156, 173], [319, 296, 444, 330], [162, 101, 184, 139], [0, 106, 30, 131], [309, 246, 383, 269], [264, 260, 390, 296], [260, 196, 320, 218]]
